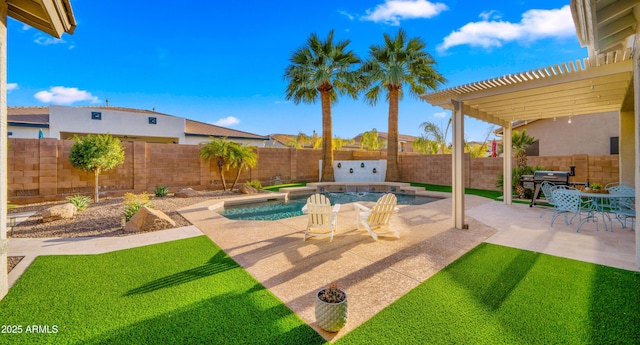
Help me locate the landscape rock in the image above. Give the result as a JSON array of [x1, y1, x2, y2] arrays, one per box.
[[124, 206, 176, 232], [41, 203, 77, 222], [239, 185, 258, 194], [175, 188, 199, 198]]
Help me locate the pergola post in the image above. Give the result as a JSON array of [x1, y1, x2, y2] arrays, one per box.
[[503, 121, 513, 205], [0, 0, 9, 300], [451, 100, 466, 229], [634, 47, 640, 267]]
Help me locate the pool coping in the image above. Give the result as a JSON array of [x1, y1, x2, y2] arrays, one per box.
[[280, 182, 450, 200]]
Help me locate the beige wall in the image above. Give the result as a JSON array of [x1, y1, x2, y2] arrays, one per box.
[[7, 138, 623, 204], [515, 111, 618, 156]]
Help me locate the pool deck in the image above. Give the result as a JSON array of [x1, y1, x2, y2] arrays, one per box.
[[176, 193, 638, 341]]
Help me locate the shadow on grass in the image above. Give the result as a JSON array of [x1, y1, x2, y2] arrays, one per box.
[[445, 244, 539, 310], [123, 250, 236, 296], [90, 287, 326, 345]]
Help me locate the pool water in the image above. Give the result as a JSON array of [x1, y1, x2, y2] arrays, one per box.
[[217, 192, 439, 221]]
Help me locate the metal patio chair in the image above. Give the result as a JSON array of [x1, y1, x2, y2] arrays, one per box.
[[550, 188, 597, 232]]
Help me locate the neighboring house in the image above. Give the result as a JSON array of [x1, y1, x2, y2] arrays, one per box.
[[494, 111, 619, 156], [8, 105, 269, 146]]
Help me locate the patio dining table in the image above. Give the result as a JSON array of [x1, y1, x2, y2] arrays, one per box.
[[579, 191, 635, 231]]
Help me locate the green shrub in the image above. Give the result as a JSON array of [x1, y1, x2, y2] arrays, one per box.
[[245, 179, 263, 190], [66, 195, 93, 211], [123, 192, 152, 222], [496, 165, 546, 192], [154, 185, 169, 197]]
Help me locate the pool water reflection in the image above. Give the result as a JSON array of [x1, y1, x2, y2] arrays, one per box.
[[217, 192, 440, 221]]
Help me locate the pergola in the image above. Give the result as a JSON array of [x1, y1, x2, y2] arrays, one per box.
[[422, 0, 640, 266], [0, 0, 76, 300]]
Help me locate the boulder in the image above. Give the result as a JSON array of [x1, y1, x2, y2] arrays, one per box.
[[41, 203, 77, 222], [124, 206, 176, 232], [175, 188, 199, 198], [239, 184, 258, 194]]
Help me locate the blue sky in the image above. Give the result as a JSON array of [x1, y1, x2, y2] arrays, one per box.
[[7, 0, 585, 142]]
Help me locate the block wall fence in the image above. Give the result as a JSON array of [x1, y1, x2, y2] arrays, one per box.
[[7, 138, 620, 204]]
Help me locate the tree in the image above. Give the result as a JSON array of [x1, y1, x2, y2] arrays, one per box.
[[511, 129, 537, 198], [69, 134, 125, 203], [332, 136, 354, 150], [359, 128, 386, 151], [361, 29, 445, 181], [228, 144, 258, 191], [287, 132, 311, 149], [512, 129, 536, 168], [199, 137, 235, 191], [284, 30, 361, 181], [419, 117, 451, 154], [412, 135, 440, 154]]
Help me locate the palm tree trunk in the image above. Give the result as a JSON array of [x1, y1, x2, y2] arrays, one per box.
[[230, 164, 242, 191], [386, 87, 400, 181], [217, 159, 228, 191], [94, 169, 100, 203], [320, 90, 334, 182]]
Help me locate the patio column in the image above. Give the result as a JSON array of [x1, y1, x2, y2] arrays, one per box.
[[634, 51, 640, 267], [0, 0, 9, 300], [503, 122, 513, 205], [451, 100, 466, 229]]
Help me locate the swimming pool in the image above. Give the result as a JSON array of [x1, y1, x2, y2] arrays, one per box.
[[216, 192, 440, 221]]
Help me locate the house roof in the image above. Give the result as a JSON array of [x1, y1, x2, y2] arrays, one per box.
[[8, 107, 50, 127], [8, 0, 76, 39], [185, 119, 268, 140]]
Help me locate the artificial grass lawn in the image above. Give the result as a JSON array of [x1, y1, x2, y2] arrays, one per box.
[[337, 243, 640, 345], [2, 238, 638, 344], [0, 236, 324, 345]]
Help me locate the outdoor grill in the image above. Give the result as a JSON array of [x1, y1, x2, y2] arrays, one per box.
[[528, 170, 572, 207]]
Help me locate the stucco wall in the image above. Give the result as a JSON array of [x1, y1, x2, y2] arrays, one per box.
[[516, 111, 618, 156], [49, 105, 186, 142], [7, 138, 622, 204]]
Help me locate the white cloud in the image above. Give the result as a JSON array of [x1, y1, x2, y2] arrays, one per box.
[[479, 10, 502, 21], [438, 5, 574, 52], [34, 86, 99, 105], [362, 0, 448, 25], [7, 83, 18, 92], [34, 36, 66, 46], [214, 116, 240, 127], [338, 10, 355, 20], [433, 111, 447, 118], [22, 24, 31, 31]]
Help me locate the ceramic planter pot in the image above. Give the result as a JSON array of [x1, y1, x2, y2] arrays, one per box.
[[315, 288, 348, 332]]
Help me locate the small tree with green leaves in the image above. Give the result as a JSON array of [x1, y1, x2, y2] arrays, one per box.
[[69, 134, 125, 202]]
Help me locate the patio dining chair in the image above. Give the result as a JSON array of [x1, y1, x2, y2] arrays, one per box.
[[353, 193, 399, 241], [604, 182, 635, 195], [609, 196, 636, 230], [304, 194, 340, 242], [550, 188, 597, 232]]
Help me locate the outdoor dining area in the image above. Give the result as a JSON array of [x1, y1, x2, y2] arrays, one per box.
[[542, 181, 636, 233]]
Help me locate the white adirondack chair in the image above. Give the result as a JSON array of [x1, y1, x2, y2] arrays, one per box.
[[353, 193, 399, 240], [304, 194, 340, 242]]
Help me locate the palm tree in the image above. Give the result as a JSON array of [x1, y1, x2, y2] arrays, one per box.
[[361, 29, 445, 181], [512, 129, 536, 168], [228, 144, 258, 191], [284, 30, 361, 182], [199, 137, 235, 191], [287, 132, 311, 149], [412, 135, 439, 154], [419, 117, 451, 154], [511, 129, 537, 198], [332, 137, 354, 150]]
